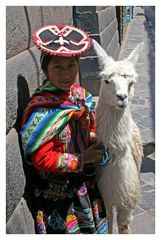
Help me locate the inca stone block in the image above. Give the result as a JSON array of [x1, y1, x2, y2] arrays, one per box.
[[6, 47, 42, 133], [80, 74, 101, 96], [79, 57, 101, 95], [113, 42, 121, 60], [6, 197, 35, 234], [79, 56, 100, 74], [6, 128, 26, 221], [106, 31, 120, 57], [42, 6, 72, 25], [75, 6, 96, 13], [100, 18, 118, 51], [25, 6, 43, 48], [98, 6, 116, 33], [74, 12, 99, 34], [96, 6, 108, 12], [6, 6, 28, 59]]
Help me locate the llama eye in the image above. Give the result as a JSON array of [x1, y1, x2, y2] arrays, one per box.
[[104, 80, 110, 84], [121, 74, 128, 78]]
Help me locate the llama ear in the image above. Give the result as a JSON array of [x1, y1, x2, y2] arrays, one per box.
[[126, 42, 144, 64], [92, 39, 113, 68]]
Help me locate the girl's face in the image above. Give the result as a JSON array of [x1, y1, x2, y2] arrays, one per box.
[[46, 57, 79, 90]]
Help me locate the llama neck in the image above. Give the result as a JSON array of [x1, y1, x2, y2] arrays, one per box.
[[96, 99, 132, 152]]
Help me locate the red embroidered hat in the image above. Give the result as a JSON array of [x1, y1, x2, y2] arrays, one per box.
[[32, 24, 92, 58]]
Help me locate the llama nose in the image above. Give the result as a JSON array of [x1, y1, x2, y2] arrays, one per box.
[[116, 93, 128, 101]]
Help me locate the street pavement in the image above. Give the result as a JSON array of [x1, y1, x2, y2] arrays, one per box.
[[94, 6, 155, 234]]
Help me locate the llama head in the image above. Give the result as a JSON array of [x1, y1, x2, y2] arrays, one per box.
[[92, 39, 144, 110]]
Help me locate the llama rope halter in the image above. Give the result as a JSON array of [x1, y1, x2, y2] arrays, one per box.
[[32, 24, 92, 57]]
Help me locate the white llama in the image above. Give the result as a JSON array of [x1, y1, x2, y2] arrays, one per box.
[[93, 39, 144, 234]]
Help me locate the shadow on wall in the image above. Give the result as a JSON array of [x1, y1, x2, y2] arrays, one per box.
[[14, 74, 30, 131], [14, 74, 37, 233]]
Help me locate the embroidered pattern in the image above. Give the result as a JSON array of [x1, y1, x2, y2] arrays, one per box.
[[76, 183, 87, 196], [57, 154, 68, 171], [66, 215, 79, 233], [36, 210, 46, 234], [48, 210, 65, 230], [92, 201, 99, 220], [35, 185, 108, 234], [57, 153, 79, 172], [66, 206, 95, 234], [22, 108, 49, 149], [97, 221, 108, 234]]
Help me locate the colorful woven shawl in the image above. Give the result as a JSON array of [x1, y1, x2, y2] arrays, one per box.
[[20, 79, 95, 163]]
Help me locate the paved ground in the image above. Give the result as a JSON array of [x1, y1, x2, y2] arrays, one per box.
[[115, 6, 155, 234]]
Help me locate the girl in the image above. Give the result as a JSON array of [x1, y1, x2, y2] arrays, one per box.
[[20, 24, 108, 234]]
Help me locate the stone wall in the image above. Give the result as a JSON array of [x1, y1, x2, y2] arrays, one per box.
[[73, 6, 120, 95], [6, 6, 73, 233]]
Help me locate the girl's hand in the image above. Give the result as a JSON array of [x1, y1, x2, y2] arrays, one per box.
[[83, 143, 105, 166]]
